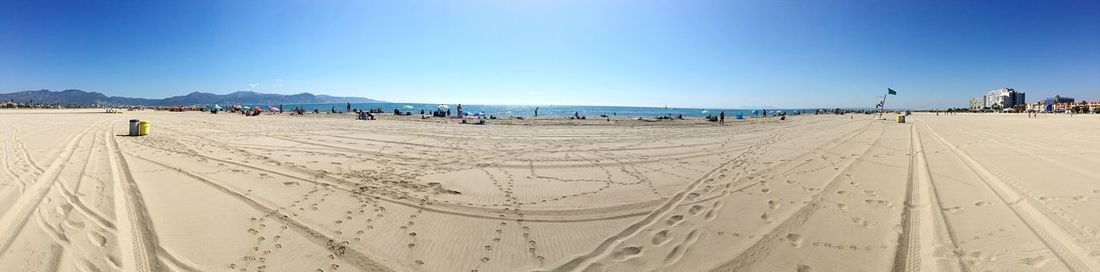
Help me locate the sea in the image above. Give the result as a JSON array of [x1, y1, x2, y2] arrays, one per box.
[[228, 103, 825, 118]]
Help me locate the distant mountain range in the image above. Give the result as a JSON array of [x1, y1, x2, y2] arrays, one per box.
[[0, 89, 385, 106]]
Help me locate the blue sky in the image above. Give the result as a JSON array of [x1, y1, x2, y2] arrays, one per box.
[[1, 0, 1098, 108]]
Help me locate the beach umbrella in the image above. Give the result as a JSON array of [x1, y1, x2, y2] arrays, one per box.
[[437, 104, 450, 109], [213, 104, 222, 109], [402, 105, 415, 109], [242, 106, 251, 109]]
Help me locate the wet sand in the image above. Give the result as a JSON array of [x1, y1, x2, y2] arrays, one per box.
[[1, 110, 1098, 271]]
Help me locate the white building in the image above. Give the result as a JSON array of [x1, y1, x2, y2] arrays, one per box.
[[969, 88, 1025, 111]]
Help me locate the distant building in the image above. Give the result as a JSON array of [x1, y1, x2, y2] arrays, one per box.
[[969, 97, 986, 111], [1053, 102, 1071, 113], [1042, 95, 1074, 105], [969, 88, 1025, 111], [1027, 102, 1044, 112], [1035, 95, 1075, 112]]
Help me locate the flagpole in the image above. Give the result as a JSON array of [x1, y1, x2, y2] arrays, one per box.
[[882, 90, 888, 113], [878, 89, 889, 119]]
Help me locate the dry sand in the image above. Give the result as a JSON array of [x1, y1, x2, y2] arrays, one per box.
[[1, 109, 1099, 272]]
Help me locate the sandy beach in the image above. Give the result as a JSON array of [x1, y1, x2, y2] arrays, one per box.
[[1, 110, 1099, 272]]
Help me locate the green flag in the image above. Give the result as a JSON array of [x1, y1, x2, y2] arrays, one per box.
[[888, 88, 897, 95]]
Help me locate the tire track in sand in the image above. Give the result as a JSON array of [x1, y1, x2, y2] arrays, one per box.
[[713, 123, 884, 271], [126, 137, 672, 223], [106, 126, 163, 272], [0, 119, 100, 255], [922, 121, 1100, 272], [893, 124, 965, 272], [1, 137, 28, 192], [541, 128, 785, 272], [125, 152, 401, 272], [544, 120, 874, 272]]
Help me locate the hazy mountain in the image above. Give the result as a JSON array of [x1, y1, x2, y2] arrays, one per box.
[[0, 89, 385, 106]]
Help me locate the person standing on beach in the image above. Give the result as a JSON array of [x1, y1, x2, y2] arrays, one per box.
[[534, 107, 539, 117], [719, 111, 725, 125]]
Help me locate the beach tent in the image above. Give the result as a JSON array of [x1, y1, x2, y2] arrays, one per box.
[[437, 104, 450, 110]]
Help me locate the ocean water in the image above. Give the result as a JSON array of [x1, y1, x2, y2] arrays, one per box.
[[230, 103, 819, 118]]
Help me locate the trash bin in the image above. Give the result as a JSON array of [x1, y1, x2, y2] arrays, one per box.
[[897, 116, 906, 123], [129, 119, 140, 136], [138, 121, 150, 136]]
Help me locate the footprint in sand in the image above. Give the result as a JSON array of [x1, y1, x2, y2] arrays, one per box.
[[652, 230, 670, 246], [768, 200, 781, 210], [689, 205, 705, 215], [942, 206, 962, 213], [864, 199, 893, 208], [761, 212, 772, 224], [666, 215, 684, 226], [611, 246, 643, 261], [1021, 255, 1050, 268], [786, 233, 803, 248], [664, 245, 683, 263], [64, 219, 85, 230], [686, 192, 701, 201], [584, 263, 606, 272], [851, 216, 872, 227], [87, 232, 108, 248], [974, 201, 992, 207], [797, 264, 814, 272]]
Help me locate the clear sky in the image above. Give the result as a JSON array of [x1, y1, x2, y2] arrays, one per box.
[[2, 0, 1098, 109]]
